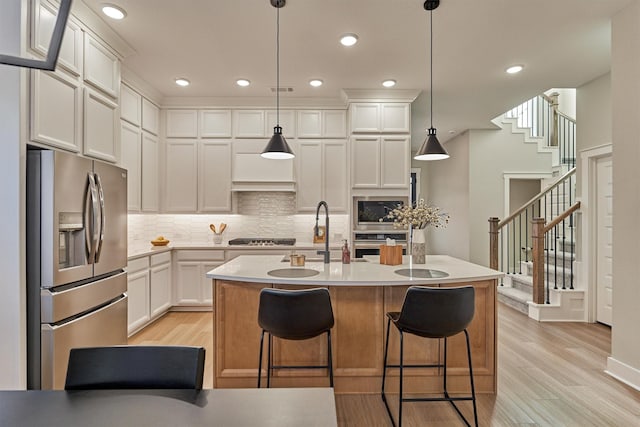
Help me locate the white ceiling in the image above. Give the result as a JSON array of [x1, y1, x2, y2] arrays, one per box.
[[81, 0, 631, 146]]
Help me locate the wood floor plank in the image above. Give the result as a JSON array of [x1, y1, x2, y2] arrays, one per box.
[[129, 304, 640, 426]]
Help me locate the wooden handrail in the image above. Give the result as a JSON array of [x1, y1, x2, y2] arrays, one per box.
[[542, 202, 581, 234], [498, 167, 576, 229]]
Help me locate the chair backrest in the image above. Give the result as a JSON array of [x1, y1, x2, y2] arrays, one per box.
[[396, 286, 475, 339], [65, 345, 205, 390], [258, 288, 334, 340]]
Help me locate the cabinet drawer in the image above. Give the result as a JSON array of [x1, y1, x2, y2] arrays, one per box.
[[150, 252, 171, 266], [175, 250, 225, 261], [127, 256, 149, 273]]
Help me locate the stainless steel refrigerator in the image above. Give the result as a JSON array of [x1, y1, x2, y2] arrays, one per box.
[[27, 149, 128, 389]]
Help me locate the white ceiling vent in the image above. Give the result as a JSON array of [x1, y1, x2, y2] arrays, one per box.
[[270, 87, 294, 93]]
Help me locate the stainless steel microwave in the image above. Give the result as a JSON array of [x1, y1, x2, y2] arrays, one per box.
[[353, 196, 408, 229]]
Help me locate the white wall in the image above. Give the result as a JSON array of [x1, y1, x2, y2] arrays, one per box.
[[0, 0, 26, 389], [424, 131, 470, 260], [609, 0, 640, 390], [546, 88, 577, 119]]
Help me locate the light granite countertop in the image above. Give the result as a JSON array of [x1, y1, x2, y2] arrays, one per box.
[[205, 254, 503, 286]]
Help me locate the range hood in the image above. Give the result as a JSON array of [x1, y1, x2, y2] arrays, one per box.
[[232, 140, 296, 192]]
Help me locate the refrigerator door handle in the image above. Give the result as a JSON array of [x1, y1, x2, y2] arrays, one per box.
[[86, 173, 100, 264], [94, 173, 105, 263]]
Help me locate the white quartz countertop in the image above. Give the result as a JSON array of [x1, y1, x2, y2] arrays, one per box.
[[206, 255, 503, 286], [128, 242, 341, 260]]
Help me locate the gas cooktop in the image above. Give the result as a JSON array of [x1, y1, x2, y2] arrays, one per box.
[[227, 238, 296, 246]]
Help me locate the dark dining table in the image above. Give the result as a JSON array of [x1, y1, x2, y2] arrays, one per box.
[[0, 387, 337, 427]]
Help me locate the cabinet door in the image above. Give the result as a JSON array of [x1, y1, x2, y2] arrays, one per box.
[[297, 111, 322, 138], [199, 141, 232, 212], [31, 0, 82, 78], [381, 137, 410, 188], [201, 262, 220, 305], [120, 83, 141, 126], [150, 262, 171, 318], [84, 88, 119, 163], [164, 140, 198, 212], [350, 103, 380, 133], [200, 110, 231, 138], [266, 110, 295, 138], [234, 110, 265, 137], [381, 103, 410, 133], [351, 136, 380, 188], [30, 70, 82, 152], [166, 110, 198, 138], [323, 140, 348, 212], [174, 262, 204, 305], [141, 132, 159, 212], [83, 33, 120, 98], [296, 141, 323, 211], [141, 98, 160, 135], [127, 269, 150, 335], [323, 110, 347, 138], [120, 121, 141, 211]]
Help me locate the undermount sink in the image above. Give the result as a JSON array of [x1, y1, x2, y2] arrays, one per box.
[[394, 268, 449, 279], [267, 268, 320, 278]]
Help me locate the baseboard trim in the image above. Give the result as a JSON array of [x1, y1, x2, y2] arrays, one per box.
[[606, 357, 640, 391]]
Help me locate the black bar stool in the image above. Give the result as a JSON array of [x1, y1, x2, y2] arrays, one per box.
[[257, 287, 334, 388], [381, 286, 478, 427]]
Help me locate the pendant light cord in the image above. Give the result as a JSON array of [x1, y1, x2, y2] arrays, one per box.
[[276, 5, 280, 126], [429, 9, 433, 129]]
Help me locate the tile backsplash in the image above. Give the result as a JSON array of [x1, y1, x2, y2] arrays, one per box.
[[129, 192, 349, 246]]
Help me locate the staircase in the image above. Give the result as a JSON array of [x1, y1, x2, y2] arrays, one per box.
[[491, 93, 584, 321]]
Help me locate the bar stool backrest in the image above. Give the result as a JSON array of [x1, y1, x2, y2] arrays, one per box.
[[396, 286, 475, 339], [258, 288, 334, 340], [65, 345, 206, 390]]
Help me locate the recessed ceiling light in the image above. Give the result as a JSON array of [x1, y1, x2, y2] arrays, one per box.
[[175, 78, 190, 87], [236, 79, 250, 87], [506, 65, 524, 74], [101, 4, 126, 20], [340, 34, 359, 47], [382, 79, 396, 88], [309, 79, 323, 87]]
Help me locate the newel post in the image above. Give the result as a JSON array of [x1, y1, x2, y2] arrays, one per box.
[[531, 218, 546, 304], [489, 217, 499, 271]]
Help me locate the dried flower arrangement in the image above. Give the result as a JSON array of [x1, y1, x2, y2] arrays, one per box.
[[387, 199, 449, 230]]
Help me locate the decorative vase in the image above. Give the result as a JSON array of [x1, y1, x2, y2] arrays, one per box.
[[411, 228, 426, 264]]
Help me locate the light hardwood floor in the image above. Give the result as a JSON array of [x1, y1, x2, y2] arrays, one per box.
[[129, 304, 640, 426]]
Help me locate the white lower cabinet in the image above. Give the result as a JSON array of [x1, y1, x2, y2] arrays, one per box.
[[126, 252, 172, 335], [173, 250, 225, 307]]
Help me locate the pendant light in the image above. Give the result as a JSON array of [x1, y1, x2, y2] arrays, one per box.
[[261, 0, 295, 159], [414, 0, 450, 161]]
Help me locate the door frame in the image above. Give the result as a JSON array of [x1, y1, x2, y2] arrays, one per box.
[[579, 143, 612, 323]]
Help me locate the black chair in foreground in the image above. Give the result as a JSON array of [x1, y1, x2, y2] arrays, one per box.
[[257, 287, 334, 388], [65, 345, 206, 390], [381, 286, 478, 427]]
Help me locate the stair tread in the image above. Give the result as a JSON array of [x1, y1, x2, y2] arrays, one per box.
[[497, 286, 531, 302]]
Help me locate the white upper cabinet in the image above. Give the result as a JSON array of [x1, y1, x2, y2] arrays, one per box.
[[166, 110, 198, 138], [350, 103, 410, 133], [164, 140, 198, 212], [31, 0, 83, 78], [141, 132, 159, 211], [323, 141, 348, 211], [141, 98, 160, 135], [120, 121, 142, 211], [200, 110, 232, 138], [120, 84, 141, 126], [298, 110, 346, 138], [84, 88, 119, 162], [83, 33, 120, 99], [30, 69, 82, 152], [351, 136, 410, 189], [198, 141, 232, 212], [297, 140, 348, 212], [296, 141, 323, 210], [234, 110, 265, 138]]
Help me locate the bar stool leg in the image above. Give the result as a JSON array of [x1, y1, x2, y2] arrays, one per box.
[[267, 334, 273, 388], [258, 330, 265, 388], [443, 336, 449, 397], [398, 330, 404, 427], [381, 317, 392, 396], [327, 330, 334, 387], [465, 329, 479, 427]]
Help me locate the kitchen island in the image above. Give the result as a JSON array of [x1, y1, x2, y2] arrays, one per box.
[[207, 255, 502, 394]]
